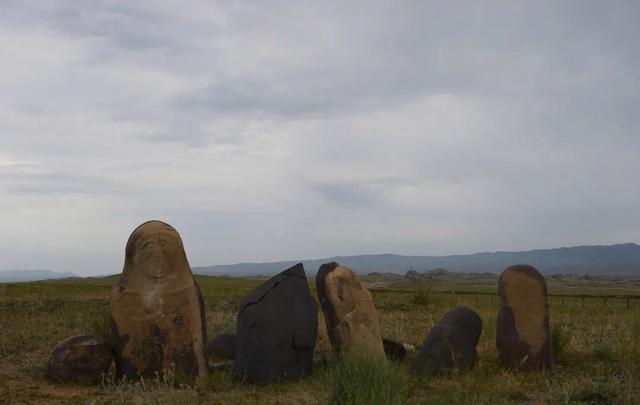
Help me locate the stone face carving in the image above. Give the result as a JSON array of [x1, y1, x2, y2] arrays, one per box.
[[232, 263, 317, 385], [413, 306, 482, 375], [315, 262, 385, 357], [110, 220, 207, 381], [496, 264, 554, 370], [47, 335, 113, 384]]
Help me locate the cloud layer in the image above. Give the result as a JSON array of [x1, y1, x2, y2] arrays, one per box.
[[1, 1, 639, 275]]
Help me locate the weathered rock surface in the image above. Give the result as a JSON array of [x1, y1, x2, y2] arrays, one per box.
[[206, 333, 236, 360], [47, 335, 113, 384], [232, 263, 317, 385], [383, 338, 407, 361], [316, 262, 385, 357], [497, 264, 554, 370], [110, 220, 207, 381], [413, 306, 482, 375]]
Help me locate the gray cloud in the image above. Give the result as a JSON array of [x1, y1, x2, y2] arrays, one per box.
[[0, 1, 639, 275], [0, 172, 126, 195]]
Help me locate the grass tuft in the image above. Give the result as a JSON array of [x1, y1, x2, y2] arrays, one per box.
[[91, 310, 113, 343], [574, 380, 620, 405], [551, 322, 572, 360], [328, 354, 409, 405], [592, 339, 617, 363], [412, 284, 431, 306]]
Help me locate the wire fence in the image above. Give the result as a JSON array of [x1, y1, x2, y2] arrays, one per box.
[[370, 288, 640, 309]]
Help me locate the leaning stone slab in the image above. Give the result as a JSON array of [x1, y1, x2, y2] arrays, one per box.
[[496, 264, 554, 370], [232, 263, 317, 385], [413, 306, 482, 375], [47, 335, 113, 384], [110, 220, 208, 381], [316, 262, 385, 357]]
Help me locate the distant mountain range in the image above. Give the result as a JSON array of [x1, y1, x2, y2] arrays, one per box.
[[193, 243, 640, 277], [0, 270, 78, 283], [2, 243, 639, 282]]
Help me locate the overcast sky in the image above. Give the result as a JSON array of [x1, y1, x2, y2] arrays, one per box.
[[1, 1, 639, 276]]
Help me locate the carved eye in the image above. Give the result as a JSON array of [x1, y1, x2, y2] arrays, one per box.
[[142, 241, 155, 249]]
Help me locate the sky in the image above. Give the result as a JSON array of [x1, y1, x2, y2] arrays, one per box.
[[1, 1, 639, 276]]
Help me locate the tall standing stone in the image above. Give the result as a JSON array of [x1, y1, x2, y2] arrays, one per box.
[[232, 263, 317, 385], [110, 221, 207, 381], [316, 262, 385, 357], [496, 264, 554, 370], [413, 306, 482, 375]]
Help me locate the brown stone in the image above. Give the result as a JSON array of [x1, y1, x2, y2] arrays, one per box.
[[110, 220, 207, 381], [316, 262, 385, 357], [47, 335, 113, 384], [496, 264, 554, 370]]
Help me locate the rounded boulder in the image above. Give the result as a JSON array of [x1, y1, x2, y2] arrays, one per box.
[[47, 335, 113, 384], [413, 307, 482, 375]]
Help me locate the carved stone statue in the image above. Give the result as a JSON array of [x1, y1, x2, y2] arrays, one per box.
[[316, 262, 385, 357], [110, 220, 207, 381], [496, 264, 554, 370]]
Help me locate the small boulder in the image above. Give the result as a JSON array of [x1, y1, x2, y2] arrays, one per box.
[[316, 262, 385, 357], [206, 333, 236, 360], [232, 263, 317, 385], [383, 338, 407, 361], [47, 335, 113, 384], [413, 307, 482, 375], [497, 264, 554, 370]]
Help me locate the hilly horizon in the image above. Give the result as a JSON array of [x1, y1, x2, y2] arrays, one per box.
[[0, 270, 78, 283], [2, 243, 640, 282], [193, 243, 640, 277]]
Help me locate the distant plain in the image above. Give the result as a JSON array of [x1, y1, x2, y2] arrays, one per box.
[[1, 272, 639, 404]]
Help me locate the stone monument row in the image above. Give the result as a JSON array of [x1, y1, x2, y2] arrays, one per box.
[[44, 221, 560, 390]]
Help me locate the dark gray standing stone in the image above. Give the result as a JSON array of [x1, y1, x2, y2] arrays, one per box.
[[206, 333, 236, 360], [497, 264, 554, 370], [383, 338, 407, 361], [232, 263, 318, 385], [413, 307, 482, 375], [47, 335, 113, 384]]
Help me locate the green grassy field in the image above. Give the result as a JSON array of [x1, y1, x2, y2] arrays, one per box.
[[1, 273, 639, 404]]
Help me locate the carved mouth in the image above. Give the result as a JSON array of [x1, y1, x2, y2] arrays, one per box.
[[144, 256, 170, 278]]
